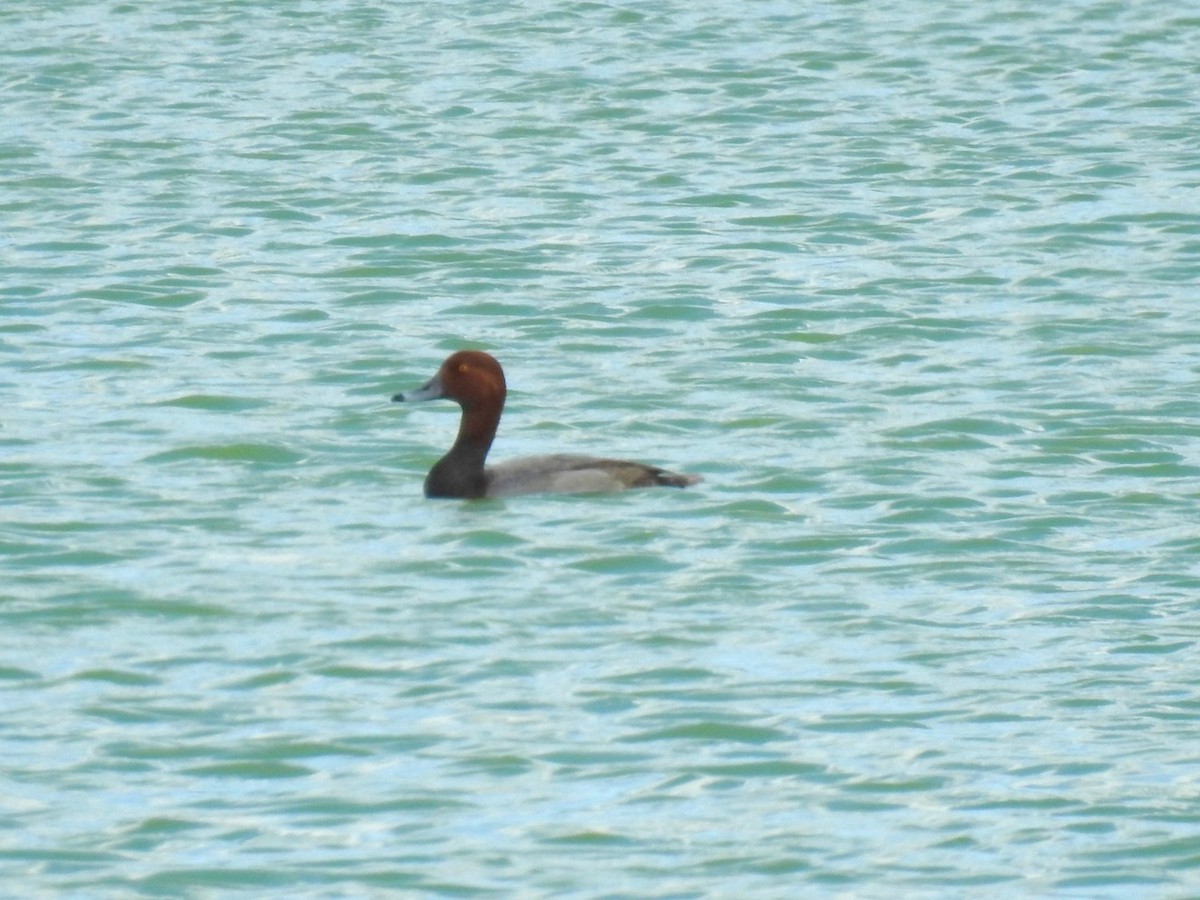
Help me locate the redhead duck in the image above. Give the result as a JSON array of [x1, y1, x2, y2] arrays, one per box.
[[392, 350, 701, 499]]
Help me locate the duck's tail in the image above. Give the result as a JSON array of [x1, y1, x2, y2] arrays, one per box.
[[652, 469, 703, 489]]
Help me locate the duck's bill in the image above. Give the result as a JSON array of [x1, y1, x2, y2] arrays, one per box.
[[392, 373, 444, 403]]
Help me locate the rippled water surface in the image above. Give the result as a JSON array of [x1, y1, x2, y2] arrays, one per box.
[[4, 1, 1200, 896]]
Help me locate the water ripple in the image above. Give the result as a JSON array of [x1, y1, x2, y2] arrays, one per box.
[[3, 0, 1200, 895]]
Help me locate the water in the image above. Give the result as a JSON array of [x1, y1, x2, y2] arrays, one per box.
[[3, 1, 1200, 896]]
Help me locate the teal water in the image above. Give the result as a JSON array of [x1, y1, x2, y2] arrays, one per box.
[[4, 1, 1200, 896]]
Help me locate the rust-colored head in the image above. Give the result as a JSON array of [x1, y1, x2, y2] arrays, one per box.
[[393, 350, 507, 413], [437, 350, 506, 411]]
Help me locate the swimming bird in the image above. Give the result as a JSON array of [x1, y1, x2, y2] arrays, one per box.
[[392, 350, 701, 499]]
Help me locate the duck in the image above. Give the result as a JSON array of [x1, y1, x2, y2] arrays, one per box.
[[392, 350, 701, 499]]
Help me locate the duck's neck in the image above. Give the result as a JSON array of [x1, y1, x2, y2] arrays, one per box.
[[424, 404, 501, 499]]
